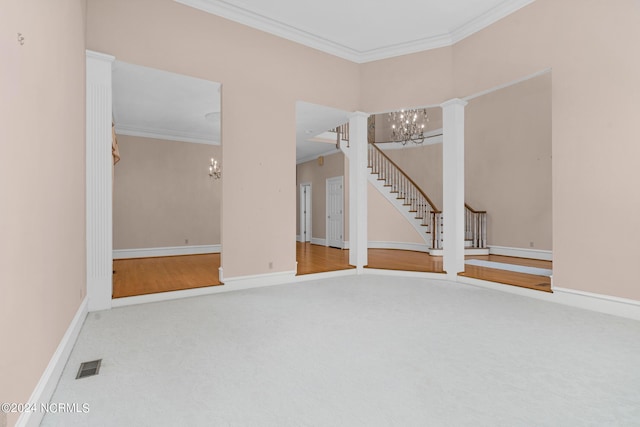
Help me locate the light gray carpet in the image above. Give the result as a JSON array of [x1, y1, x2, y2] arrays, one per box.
[[42, 275, 640, 426]]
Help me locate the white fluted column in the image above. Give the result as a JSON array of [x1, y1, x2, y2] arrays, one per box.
[[86, 50, 115, 311], [441, 98, 467, 278], [348, 112, 369, 272]]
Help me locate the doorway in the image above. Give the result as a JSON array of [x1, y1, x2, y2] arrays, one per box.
[[326, 176, 344, 249], [111, 61, 222, 298], [299, 183, 312, 243]]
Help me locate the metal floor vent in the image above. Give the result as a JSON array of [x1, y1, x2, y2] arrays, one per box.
[[76, 359, 102, 379]]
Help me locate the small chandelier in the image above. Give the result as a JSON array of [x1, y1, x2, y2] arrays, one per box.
[[388, 108, 429, 145], [209, 157, 221, 179]]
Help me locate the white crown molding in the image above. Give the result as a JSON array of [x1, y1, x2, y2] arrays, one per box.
[[115, 124, 220, 145], [174, 0, 535, 63], [449, 0, 535, 45]]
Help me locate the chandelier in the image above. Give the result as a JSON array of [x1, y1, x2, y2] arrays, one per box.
[[209, 157, 221, 179], [388, 108, 429, 145]]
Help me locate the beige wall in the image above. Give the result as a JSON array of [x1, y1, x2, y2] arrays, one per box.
[[382, 143, 444, 210], [113, 135, 221, 249], [0, 0, 87, 424], [86, 0, 360, 277], [368, 184, 425, 244], [361, 0, 640, 300], [379, 74, 552, 251], [296, 152, 346, 241], [465, 72, 552, 250]]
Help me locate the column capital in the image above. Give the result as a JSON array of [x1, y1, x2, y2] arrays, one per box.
[[349, 111, 370, 119], [440, 98, 468, 108], [86, 50, 115, 63]]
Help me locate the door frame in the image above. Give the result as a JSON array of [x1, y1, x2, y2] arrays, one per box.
[[326, 175, 344, 249], [299, 182, 312, 242]]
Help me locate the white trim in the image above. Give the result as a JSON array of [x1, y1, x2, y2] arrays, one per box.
[[295, 269, 358, 281], [216, 270, 298, 290], [115, 124, 219, 146], [174, 0, 534, 63], [112, 284, 230, 307], [364, 269, 447, 280], [457, 276, 640, 322], [368, 241, 430, 253], [86, 50, 115, 312], [367, 173, 431, 246], [463, 68, 551, 102], [296, 234, 303, 242], [299, 182, 312, 243], [16, 298, 88, 427], [441, 98, 468, 279], [113, 244, 221, 259], [429, 247, 490, 256], [326, 175, 345, 249], [552, 288, 640, 322], [86, 50, 115, 61], [488, 245, 552, 261], [311, 237, 326, 246], [110, 270, 640, 321], [449, 0, 535, 45]]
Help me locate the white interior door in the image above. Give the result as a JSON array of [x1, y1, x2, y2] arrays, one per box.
[[299, 183, 312, 242], [326, 176, 344, 248]]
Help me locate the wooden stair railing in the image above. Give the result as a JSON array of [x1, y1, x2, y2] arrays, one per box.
[[337, 122, 487, 250], [368, 142, 443, 249], [465, 204, 487, 249]]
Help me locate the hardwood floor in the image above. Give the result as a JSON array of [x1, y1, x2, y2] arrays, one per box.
[[296, 242, 354, 275], [366, 248, 444, 273], [113, 245, 552, 298], [460, 254, 552, 292], [113, 254, 222, 298], [298, 242, 551, 293]]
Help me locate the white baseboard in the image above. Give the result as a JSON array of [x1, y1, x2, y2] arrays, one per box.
[[311, 237, 326, 246], [222, 270, 298, 290], [368, 241, 430, 252], [552, 287, 640, 321], [17, 298, 88, 427], [364, 269, 447, 280], [488, 245, 552, 261], [112, 284, 230, 308], [294, 269, 358, 281], [113, 244, 221, 259], [456, 276, 640, 322]]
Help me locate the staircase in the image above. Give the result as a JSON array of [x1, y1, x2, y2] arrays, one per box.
[[368, 141, 488, 255]]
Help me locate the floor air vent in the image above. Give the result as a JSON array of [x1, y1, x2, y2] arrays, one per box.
[[76, 359, 102, 379]]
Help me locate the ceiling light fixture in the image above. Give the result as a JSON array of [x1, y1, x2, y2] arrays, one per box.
[[388, 108, 429, 145]]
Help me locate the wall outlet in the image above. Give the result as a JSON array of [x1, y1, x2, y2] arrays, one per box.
[[185, 239, 189, 245], [268, 262, 273, 269], [529, 241, 534, 247]]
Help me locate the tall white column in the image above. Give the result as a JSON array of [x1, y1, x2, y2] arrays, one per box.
[[86, 50, 115, 311], [348, 112, 369, 272], [441, 98, 467, 278]]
